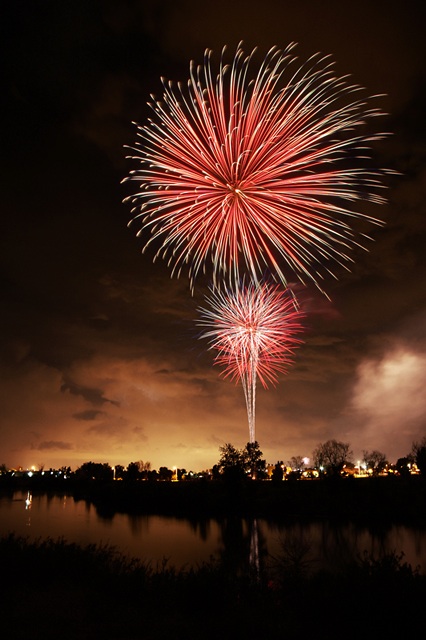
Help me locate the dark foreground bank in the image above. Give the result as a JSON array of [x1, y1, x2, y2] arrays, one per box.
[[1, 533, 425, 639]]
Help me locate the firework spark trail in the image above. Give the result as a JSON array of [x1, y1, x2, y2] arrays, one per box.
[[124, 43, 393, 295], [197, 283, 304, 442]]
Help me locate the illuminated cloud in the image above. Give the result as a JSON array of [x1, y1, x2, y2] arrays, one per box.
[[349, 344, 426, 459], [0, 351, 246, 471]]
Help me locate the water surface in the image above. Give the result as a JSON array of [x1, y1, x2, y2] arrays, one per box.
[[1, 491, 425, 573]]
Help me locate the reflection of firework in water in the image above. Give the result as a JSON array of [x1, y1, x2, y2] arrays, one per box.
[[124, 43, 391, 294], [198, 283, 304, 442]]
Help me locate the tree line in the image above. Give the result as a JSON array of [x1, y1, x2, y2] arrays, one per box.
[[1, 436, 425, 482], [311, 437, 426, 477], [213, 436, 426, 482]]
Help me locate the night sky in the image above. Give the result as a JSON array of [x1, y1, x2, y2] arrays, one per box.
[[2, 0, 425, 471]]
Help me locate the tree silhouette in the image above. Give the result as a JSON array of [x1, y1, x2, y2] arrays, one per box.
[[412, 437, 426, 475], [125, 462, 141, 481], [313, 440, 352, 476], [75, 462, 113, 482], [271, 462, 284, 484], [244, 441, 267, 479], [218, 443, 247, 482], [158, 467, 173, 481], [362, 450, 388, 476]]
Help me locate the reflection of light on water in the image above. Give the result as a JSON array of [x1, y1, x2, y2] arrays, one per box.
[[25, 491, 32, 527], [249, 519, 260, 579]]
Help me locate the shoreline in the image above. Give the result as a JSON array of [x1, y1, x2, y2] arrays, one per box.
[[2, 474, 426, 525]]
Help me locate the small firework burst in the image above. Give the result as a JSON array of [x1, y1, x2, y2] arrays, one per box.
[[198, 282, 304, 442]]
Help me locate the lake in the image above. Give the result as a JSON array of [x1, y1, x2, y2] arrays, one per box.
[[1, 490, 426, 574]]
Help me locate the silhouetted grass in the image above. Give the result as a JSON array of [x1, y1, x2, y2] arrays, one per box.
[[1, 532, 426, 639]]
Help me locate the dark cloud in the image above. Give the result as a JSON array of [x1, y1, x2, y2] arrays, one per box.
[[61, 381, 120, 407], [1, 0, 425, 470], [132, 426, 148, 442], [73, 410, 105, 421], [35, 441, 74, 451]]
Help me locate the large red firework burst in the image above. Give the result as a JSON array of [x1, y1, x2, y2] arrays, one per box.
[[197, 282, 304, 442], [124, 43, 392, 294]]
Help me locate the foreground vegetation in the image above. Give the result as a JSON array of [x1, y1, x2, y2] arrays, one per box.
[[1, 533, 425, 638]]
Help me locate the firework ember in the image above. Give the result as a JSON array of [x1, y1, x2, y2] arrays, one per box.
[[124, 43, 392, 294], [198, 282, 304, 442]]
